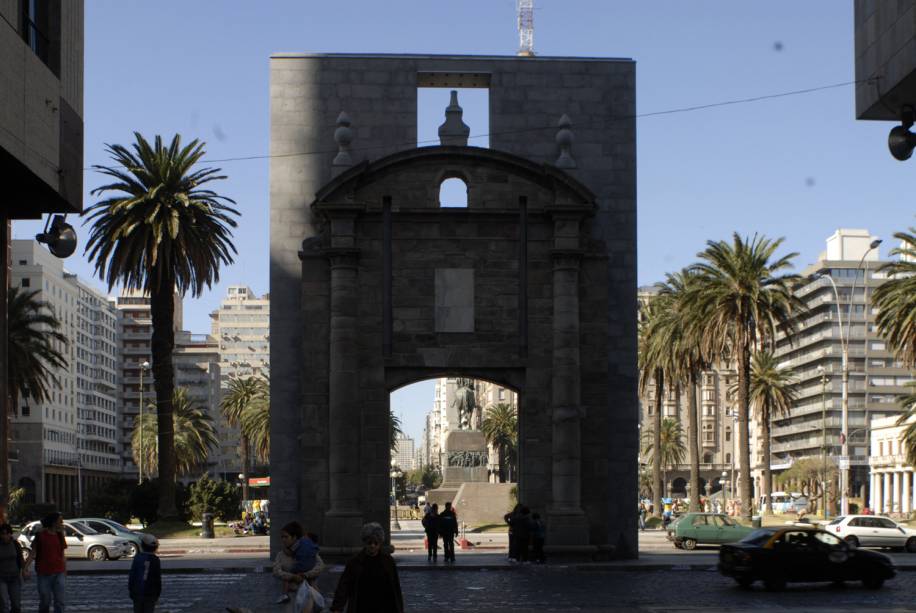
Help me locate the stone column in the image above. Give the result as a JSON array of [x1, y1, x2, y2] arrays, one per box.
[[323, 246, 364, 547], [900, 470, 912, 514], [883, 472, 892, 514], [869, 472, 877, 510], [547, 247, 589, 547], [892, 471, 901, 514]]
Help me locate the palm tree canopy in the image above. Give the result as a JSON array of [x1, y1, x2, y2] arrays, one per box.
[[83, 133, 239, 296], [873, 229, 916, 368], [390, 410, 403, 453], [220, 376, 268, 427], [641, 418, 686, 470], [658, 269, 710, 383], [481, 403, 518, 450], [7, 288, 68, 405], [896, 385, 916, 467], [746, 350, 797, 422], [132, 388, 218, 477], [241, 396, 270, 464], [638, 292, 676, 393]]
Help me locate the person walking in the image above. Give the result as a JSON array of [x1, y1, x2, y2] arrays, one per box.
[[438, 502, 458, 563], [128, 534, 161, 613], [503, 504, 521, 561], [23, 512, 66, 613], [530, 512, 546, 564], [329, 522, 403, 613], [638, 502, 647, 531], [421, 503, 440, 562], [0, 523, 24, 613]]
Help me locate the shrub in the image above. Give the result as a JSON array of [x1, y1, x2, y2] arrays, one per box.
[[82, 480, 134, 524], [187, 474, 241, 522], [128, 480, 190, 526], [13, 503, 57, 526]]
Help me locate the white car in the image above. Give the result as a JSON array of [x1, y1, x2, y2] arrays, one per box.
[[18, 520, 132, 561], [826, 515, 916, 552]]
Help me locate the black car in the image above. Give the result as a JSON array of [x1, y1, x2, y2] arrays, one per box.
[[719, 526, 896, 590]]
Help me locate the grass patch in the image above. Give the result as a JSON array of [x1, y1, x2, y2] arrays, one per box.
[[143, 520, 237, 539], [468, 524, 508, 533]]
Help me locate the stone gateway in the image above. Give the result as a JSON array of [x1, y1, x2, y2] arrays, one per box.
[[269, 53, 637, 557]]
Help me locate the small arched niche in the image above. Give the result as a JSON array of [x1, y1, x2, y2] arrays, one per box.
[[439, 177, 468, 208]]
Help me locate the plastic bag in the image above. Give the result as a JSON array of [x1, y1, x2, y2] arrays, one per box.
[[294, 580, 326, 613]]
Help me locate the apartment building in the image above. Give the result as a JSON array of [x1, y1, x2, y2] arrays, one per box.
[[392, 432, 416, 472], [10, 241, 119, 512], [773, 229, 915, 500], [209, 286, 270, 478], [173, 331, 221, 477]]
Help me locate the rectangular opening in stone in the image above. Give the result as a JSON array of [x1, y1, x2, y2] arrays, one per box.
[[417, 84, 489, 149]]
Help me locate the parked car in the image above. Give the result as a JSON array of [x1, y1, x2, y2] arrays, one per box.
[[666, 512, 755, 550], [719, 526, 896, 590], [762, 491, 809, 515], [72, 517, 148, 557], [826, 515, 916, 552], [18, 520, 131, 561]]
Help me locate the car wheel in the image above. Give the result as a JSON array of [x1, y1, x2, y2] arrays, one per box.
[[906, 537, 916, 554], [87, 546, 109, 561], [735, 575, 754, 588], [681, 538, 697, 551], [763, 574, 786, 592], [862, 576, 884, 590], [844, 535, 859, 549], [127, 542, 139, 557]]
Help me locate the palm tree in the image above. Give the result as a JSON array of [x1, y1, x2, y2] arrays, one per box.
[[895, 385, 916, 467], [481, 402, 518, 482], [746, 350, 797, 514], [873, 229, 916, 368], [6, 288, 68, 502], [84, 133, 239, 518], [690, 233, 805, 520], [390, 410, 403, 454], [642, 417, 686, 496], [658, 269, 708, 512], [131, 388, 218, 478], [220, 376, 266, 502], [242, 395, 270, 465]]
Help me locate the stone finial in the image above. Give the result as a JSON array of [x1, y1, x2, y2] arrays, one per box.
[[555, 114, 577, 169], [438, 90, 470, 146], [332, 111, 353, 168]]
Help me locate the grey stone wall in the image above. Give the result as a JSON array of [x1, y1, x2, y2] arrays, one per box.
[[854, 0, 916, 120], [269, 54, 636, 556]]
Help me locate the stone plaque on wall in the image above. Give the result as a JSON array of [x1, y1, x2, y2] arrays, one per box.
[[435, 268, 474, 332]]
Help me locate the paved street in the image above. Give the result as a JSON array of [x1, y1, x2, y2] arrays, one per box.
[[20, 564, 916, 612]]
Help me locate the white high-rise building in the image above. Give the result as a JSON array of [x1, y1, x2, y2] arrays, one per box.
[[10, 241, 120, 513], [393, 432, 416, 471]]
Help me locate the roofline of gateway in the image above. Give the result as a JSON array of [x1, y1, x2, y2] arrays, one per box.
[[269, 52, 633, 62]]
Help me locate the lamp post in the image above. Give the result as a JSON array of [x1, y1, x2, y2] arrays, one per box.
[[390, 459, 402, 531], [819, 366, 829, 519], [721, 470, 729, 505], [138, 360, 150, 484], [812, 238, 881, 517]]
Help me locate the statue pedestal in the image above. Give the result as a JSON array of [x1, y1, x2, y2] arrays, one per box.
[[428, 430, 489, 507]]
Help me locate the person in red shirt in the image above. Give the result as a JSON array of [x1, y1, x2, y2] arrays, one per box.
[[24, 512, 67, 613]]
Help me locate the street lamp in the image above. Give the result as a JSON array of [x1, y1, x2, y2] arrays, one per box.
[[819, 365, 829, 519], [721, 470, 729, 504], [138, 360, 150, 484], [811, 237, 881, 516], [390, 459, 402, 531]]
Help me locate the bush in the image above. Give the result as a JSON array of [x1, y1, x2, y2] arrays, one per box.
[[12, 503, 57, 526], [187, 475, 241, 522], [82, 480, 134, 524], [128, 480, 190, 527]]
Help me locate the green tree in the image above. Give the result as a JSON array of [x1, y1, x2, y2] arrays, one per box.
[[390, 410, 403, 454], [187, 474, 243, 521], [745, 350, 797, 514], [241, 384, 270, 466], [221, 376, 267, 501], [85, 133, 239, 518], [895, 385, 916, 467], [481, 402, 518, 482], [418, 464, 442, 490], [7, 288, 67, 502], [132, 388, 218, 479], [690, 233, 805, 519], [641, 417, 686, 496], [873, 229, 916, 368]]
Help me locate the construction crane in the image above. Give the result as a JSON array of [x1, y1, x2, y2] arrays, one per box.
[[517, 0, 534, 56]]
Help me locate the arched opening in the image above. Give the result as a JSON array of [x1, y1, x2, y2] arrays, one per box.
[[671, 477, 687, 495], [388, 376, 520, 539], [438, 177, 468, 208]]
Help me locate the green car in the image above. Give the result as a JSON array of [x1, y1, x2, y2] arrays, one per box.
[[666, 513, 754, 550]]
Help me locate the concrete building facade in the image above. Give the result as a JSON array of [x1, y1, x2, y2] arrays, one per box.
[[869, 414, 916, 516], [173, 332, 222, 478], [10, 241, 119, 512], [269, 53, 637, 555], [392, 433, 415, 472]]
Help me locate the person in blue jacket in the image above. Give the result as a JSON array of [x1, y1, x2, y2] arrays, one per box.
[[128, 534, 162, 613]]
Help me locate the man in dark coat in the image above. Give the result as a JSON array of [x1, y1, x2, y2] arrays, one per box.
[[330, 522, 403, 613], [438, 502, 459, 563], [421, 503, 440, 562]]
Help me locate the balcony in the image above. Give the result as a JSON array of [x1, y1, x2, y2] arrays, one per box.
[[869, 453, 909, 468]]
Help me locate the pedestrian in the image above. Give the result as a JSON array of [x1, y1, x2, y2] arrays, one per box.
[[503, 503, 521, 561], [421, 503, 440, 562], [23, 512, 67, 613], [514, 506, 532, 563], [276, 522, 319, 604], [638, 502, 647, 531], [128, 534, 161, 613], [329, 522, 403, 613], [422, 502, 431, 517], [530, 512, 546, 564], [0, 523, 25, 613], [438, 502, 458, 563]]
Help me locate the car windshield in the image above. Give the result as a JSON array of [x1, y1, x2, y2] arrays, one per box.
[[827, 516, 845, 526], [715, 515, 736, 527], [104, 521, 130, 532], [71, 522, 98, 535], [740, 529, 775, 545]]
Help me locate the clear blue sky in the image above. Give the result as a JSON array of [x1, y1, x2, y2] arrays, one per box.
[[12, 1, 913, 443]]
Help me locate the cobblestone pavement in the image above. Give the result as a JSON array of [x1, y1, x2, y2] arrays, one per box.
[[28, 566, 916, 612]]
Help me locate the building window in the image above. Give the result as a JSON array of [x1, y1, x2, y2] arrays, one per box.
[[21, 278, 30, 288], [879, 441, 884, 456], [725, 453, 731, 463], [725, 428, 731, 442]]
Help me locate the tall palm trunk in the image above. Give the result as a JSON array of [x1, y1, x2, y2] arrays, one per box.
[[150, 284, 177, 519], [761, 400, 772, 515], [687, 372, 700, 512], [652, 368, 664, 517], [240, 433, 250, 501], [737, 333, 753, 521]]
